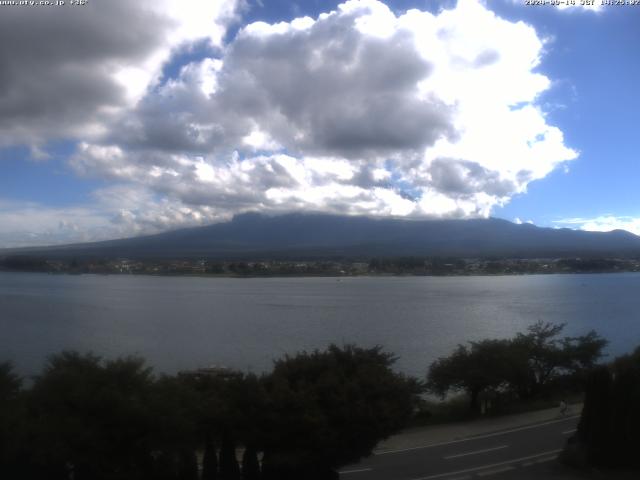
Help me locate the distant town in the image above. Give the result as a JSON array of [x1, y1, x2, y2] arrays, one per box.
[[2, 255, 640, 277]]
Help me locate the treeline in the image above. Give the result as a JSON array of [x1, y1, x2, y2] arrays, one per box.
[[369, 257, 634, 275], [425, 322, 608, 413], [0, 324, 634, 478], [0, 256, 50, 272], [2, 255, 639, 277], [0, 345, 420, 480]]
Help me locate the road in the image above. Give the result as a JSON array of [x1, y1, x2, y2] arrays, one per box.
[[339, 415, 579, 480]]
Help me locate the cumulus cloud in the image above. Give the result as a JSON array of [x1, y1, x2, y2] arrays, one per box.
[[1, 0, 579, 244], [554, 216, 640, 236], [0, 199, 111, 247], [0, 0, 240, 148], [0, 186, 231, 248]]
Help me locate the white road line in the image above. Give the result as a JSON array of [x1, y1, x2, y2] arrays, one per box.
[[339, 468, 373, 474], [375, 416, 579, 455], [408, 449, 563, 480], [562, 429, 577, 435], [444, 445, 508, 460], [535, 455, 558, 464], [477, 465, 515, 477]]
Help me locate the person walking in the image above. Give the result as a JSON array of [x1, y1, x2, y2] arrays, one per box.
[[559, 399, 568, 417]]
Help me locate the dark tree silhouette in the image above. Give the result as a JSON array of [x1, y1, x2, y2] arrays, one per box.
[[177, 449, 198, 480], [219, 433, 241, 480], [427, 339, 512, 413], [260, 344, 421, 479], [567, 347, 640, 469], [241, 445, 260, 480], [27, 352, 160, 480], [427, 322, 608, 411], [202, 439, 219, 480], [0, 362, 24, 478]]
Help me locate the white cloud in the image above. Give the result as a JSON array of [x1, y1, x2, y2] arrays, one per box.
[[554, 216, 640, 236], [0, 199, 111, 247], [0, 187, 232, 248], [2, 0, 580, 243]]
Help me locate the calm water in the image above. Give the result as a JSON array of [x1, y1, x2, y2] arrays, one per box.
[[1, 272, 639, 378]]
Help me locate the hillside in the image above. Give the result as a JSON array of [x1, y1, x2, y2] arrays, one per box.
[[3, 213, 640, 261]]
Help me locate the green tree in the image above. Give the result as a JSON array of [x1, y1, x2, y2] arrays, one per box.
[[149, 374, 201, 478], [510, 322, 607, 398], [427, 322, 608, 410], [427, 339, 512, 413], [570, 347, 640, 468], [509, 321, 567, 398], [260, 344, 421, 479], [27, 351, 160, 480], [0, 362, 24, 478], [180, 368, 267, 476]]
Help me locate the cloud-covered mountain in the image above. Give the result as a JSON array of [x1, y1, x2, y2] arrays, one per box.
[[8, 213, 640, 260]]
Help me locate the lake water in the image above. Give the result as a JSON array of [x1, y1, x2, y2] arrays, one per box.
[[1, 272, 639, 378]]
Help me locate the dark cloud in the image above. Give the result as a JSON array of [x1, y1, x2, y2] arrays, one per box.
[[428, 158, 516, 198], [0, 0, 237, 147], [109, 5, 456, 159]]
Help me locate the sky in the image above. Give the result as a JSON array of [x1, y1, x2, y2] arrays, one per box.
[[0, 0, 638, 247]]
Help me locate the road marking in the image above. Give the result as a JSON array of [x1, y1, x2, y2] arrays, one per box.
[[444, 445, 508, 460], [535, 455, 558, 464], [408, 449, 563, 480], [339, 468, 373, 474], [477, 465, 515, 477], [375, 416, 579, 455], [562, 429, 577, 435]]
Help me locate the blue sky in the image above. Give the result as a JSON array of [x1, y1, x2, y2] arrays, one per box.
[[0, 0, 638, 246]]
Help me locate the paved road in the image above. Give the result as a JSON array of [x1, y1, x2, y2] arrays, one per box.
[[339, 415, 579, 480]]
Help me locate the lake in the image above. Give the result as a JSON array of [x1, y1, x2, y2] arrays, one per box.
[[1, 272, 639, 378]]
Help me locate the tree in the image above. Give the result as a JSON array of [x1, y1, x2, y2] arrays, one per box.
[[561, 330, 609, 372], [510, 322, 607, 398], [260, 344, 421, 479], [27, 351, 161, 480], [510, 321, 567, 397], [0, 362, 24, 478], [241, 446, 260, 480], [179, 368, 266, 478], [219, 432, 241, 480], [202, 438, 219, 480], [427, 322, 608, 411], [567, 346, 640, 469], [177, 449, 198, 480], [427, 339, 512, 413]]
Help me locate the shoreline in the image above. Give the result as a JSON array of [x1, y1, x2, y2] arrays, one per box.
[[1, 269, 639, 279]]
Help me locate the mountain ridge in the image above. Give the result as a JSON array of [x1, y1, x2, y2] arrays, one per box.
[[3, 212, 640, 260]]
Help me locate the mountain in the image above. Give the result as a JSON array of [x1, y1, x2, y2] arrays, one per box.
[[4, 213, 640, 260]]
